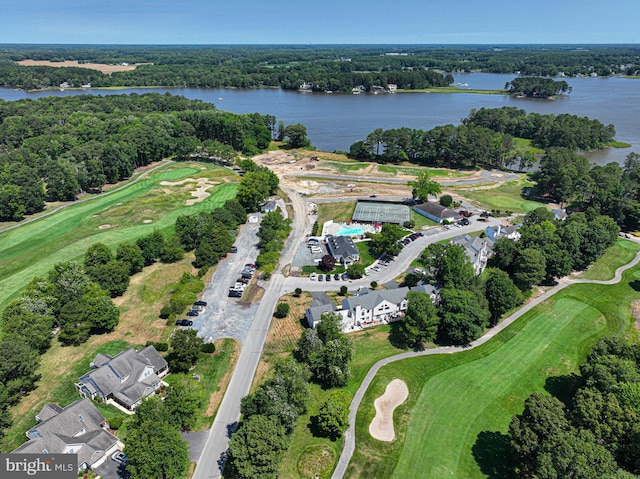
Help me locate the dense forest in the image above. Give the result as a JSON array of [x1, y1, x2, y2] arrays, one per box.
[[505, 77, 571, 98], [0, 44, 638, 91], [508, 337, 640, 478], [348, 108, 616, 169], [0, 93, 279, 221]]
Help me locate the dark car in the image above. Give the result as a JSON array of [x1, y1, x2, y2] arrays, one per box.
[[326, 274, 331, 281], [229, 246, 238, 253], [370, 195, 377, 198], [186, 310, 199, 317], [112, 451, 128, 465], [194, 300, 208, 307], [341, 273, 349, 280], [175, 319, 193, 326], [228, 290, 242, 297], [334, 274, 340, 280], [460, 219, 470, 226]]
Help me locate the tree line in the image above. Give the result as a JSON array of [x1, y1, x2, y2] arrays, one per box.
[[348, 107, 616, 170], [0, 93, 278, 222], [508, 337, 640, 478], [1, 45, 639, 89], [505, 77, 571, 98]]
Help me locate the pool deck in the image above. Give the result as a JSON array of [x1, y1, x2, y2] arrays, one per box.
[[321, 219, 379, 238]]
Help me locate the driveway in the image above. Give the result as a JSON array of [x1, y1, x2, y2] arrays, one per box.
[[182, 430, 210, 462], [192, 219, 262, 344], [95, 457, 129, 479]]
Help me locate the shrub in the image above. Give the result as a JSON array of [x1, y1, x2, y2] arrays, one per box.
[[403, 220, 415, 229], [294, 288, 302, 297], [319, 254, 336, 272], [159, 306, 172, 319], [346, 263, 365, 279], [274, 303, 290, 318], [201, 342, 216, 353], [439, 195, 453, 207], [108, 417, 123, 430], [370, 281, 378, 289], [155, 342, 169, 352], [339, 285, 348, 296]]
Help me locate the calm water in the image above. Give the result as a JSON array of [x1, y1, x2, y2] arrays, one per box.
[[1, 73, 638, 166]]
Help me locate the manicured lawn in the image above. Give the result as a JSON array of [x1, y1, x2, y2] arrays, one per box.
[[454, 178, 544, 213], [512, 137, 545, 154], [345, 266, 640, 479], [579, 238, 640, 280], [302, 265, 346, 275], [410, 210, 439, 229], [376, 165, 469, 178], [316, 201, 356, 230], [356, 241, 375, 267], [0, 162, 237, 311], [320, 161, 369, 173]]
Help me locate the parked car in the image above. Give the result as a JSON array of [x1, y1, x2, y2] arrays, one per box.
[[175, 319, 193, 327], [229, 246, 238, 253], [318, 274, 324, 282], [326, 274, 331, 281], [341, 273, 349, 281], [371, 266, 380, 272], [334, 274, 340, 280], [245, 263, 257, 269], [186, 310, 199, 317], [310, 273, 317, 281], [194, 300, 207, 307], [228, 290, 242, 297], [112, 451, 128, 465], [237, 277, 250, 284], [191, 305, 204, 312]]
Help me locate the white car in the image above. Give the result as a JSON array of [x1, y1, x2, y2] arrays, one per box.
[[310, 273, 317, 280]]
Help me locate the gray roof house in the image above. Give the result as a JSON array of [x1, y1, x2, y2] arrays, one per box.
[[339, 287, 410, 329], [305, 301, 337, 328], [484, 225, 521, 241], [451, 234, 492, 275], [76, 346, 168, 411], [326, 234, 360, 264], [411, 283, 441, 304], [13, 399, 121, 471], [413, 202, 459, 224]]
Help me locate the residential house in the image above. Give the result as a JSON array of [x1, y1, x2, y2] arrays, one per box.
[[338, 287, 410, 328], [484, 225, 521, 241], [326, 234, 360, 265], [411, 283, 440, 304], [261, 200, 277, 213], [305, 301, 337, 328], [13, 399, 121, 472], [413, 202, 459, 224], [451, 234, 492, 275], [552, 208, 568, 221], [76, 346, 168, 411]]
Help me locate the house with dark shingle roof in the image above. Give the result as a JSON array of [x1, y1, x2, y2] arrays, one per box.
[[305, 301, 337, 328], [76, 346, 168, 411], [326, 234, 360, 265], [13, 399, 121, 472], [450, 234, 492, 275], [413, 202, 458, 224]]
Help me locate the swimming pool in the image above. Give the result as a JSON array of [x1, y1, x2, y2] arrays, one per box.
[[337, 225, 366, 236]]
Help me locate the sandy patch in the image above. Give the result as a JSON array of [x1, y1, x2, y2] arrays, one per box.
[[143, 219, 153, 224], [631, 300, 640, 334], [98, 224, 111, 229], [159, 177, 216, 205], [369, 379, 409, 442], [17, 59, 141, 74]]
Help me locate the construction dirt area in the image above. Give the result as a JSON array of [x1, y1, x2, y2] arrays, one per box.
[[253, 150, 498, 200]]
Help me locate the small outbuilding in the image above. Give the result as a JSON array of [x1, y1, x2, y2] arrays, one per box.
[[413, 202, 458, 224]]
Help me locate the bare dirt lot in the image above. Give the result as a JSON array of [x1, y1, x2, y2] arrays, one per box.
[[17, 59, 141, 74]]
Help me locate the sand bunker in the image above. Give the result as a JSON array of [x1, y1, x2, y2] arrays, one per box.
[[143, 219, 153, 223], [160, 178, 216, 205], [369, 379, 409, 442], [98, 224, 111, 229]]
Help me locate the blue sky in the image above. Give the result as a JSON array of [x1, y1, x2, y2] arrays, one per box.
[[1, 0, 638, 44]]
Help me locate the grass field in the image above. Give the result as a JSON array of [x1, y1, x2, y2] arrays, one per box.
[[316, 201, 356, 230], [579, 239, 640, 280], [345, 265, 640, 479], [0, 162, 238, 311], [410, 210, 439, 229], [454, 178, 545, 213]]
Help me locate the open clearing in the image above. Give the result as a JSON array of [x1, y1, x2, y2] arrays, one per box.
[[0, 162, 238, 311], [345, 264, 640, 479], [17, 59, 140, 74]]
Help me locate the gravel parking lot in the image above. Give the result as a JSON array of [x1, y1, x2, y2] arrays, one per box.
[[191, 220, 262, 344]]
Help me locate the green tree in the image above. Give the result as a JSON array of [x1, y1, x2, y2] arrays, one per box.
[[125, 397, 189, 479], [346, 263, 365, 279], [294, 328, 323, 365], [438, 288, 489, 344], [513, 248, 547, 290], [226, 414, 290, 479], [433, 243, 476, 290], [86, 260, 130, 297], [313, 392, 350, 440], [116, 241, 145, 275], [164, 376, 202, 432], [0, 340, 41, 403], [400, 291, 439, 347], [312, 335, 353, 388], [484, 268, 521, 325], [168, 329, 204, 373], [136, 229, 166, 266], [368, 223, 404, 258], [274, 303, 290, 318], [408, 170, 442, 202], [283, 123, 310, 148]]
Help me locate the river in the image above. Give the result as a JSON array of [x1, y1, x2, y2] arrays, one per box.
[[1, 73, 638, 166]]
